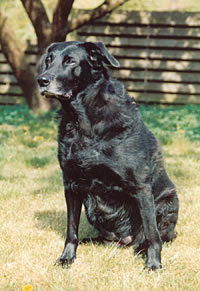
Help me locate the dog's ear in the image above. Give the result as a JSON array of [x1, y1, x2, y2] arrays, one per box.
[[85, 42, 120, 68], [94, 42, 120, 68]]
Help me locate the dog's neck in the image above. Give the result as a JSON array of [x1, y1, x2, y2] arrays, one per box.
[[60, 77, 135, 139]]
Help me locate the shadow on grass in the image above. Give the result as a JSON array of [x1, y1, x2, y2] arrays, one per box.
[[34, 209, 97, 240], [25, 155, 55, 168], [31, 168, 63, 196], [34, 210, 66, 238]]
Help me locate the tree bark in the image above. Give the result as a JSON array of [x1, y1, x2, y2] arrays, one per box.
[[0, 12, 51, 112], [67, 0, 128, 33], [52, 0, 75, 42], [21, 0, 52, 54]]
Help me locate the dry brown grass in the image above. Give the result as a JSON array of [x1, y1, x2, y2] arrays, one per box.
[[0, 105, 200, 290]]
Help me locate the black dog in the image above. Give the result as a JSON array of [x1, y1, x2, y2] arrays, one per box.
[[37, 41, 179, 270]]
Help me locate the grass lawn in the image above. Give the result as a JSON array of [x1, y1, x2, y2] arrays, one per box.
[[0, 104, 200, 291]]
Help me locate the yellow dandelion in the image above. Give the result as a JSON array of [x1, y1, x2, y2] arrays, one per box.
[[178, 129, 184, 134], [197, 160, 200, 163], [22, 284, 33, 291], [33, 136, 44, 141]]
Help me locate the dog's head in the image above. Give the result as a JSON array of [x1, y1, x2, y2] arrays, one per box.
[[37, 41, 120, 100]]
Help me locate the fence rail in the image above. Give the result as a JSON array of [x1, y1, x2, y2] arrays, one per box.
[[0, 44, 37, 104], [1, 11, 200, 104]]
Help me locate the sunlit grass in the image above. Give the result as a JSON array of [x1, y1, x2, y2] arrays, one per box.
[[0, 104, 200, 290]]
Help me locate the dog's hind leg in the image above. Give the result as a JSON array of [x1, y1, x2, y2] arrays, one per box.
[[135, 185, 162, 270], [156, 190, 179, 243]]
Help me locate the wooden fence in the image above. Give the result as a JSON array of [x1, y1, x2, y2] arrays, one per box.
[[1, 11, 200, 104], [0, 42, 37, 105]]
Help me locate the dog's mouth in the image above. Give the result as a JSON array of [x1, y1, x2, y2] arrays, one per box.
[[42, 90, 71, 100]]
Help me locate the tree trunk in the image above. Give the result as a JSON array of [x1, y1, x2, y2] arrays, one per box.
[[51, 0, 74, 42], [21, 0, 52, 55], [0, 13, 51, 112]]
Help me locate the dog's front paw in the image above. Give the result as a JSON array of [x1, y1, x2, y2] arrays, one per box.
[[56, 242, 77, 268], [145, 259, 162, 271], [56, 254, 76, 268]]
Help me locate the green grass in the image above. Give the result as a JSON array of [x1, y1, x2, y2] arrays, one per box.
[[0, 104, 200, 291]]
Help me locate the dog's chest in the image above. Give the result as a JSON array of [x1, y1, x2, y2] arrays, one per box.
[[63, 136, 102, 166], [59, 126, 126, 187], [59, 125, 110, 168]]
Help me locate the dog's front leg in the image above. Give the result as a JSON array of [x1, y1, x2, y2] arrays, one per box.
[[136, 185, 162, 270], [59, 189, 83, 267]]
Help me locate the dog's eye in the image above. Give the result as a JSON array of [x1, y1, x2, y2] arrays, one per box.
[[45, 56, 52, 68], [63, 56, 75, 66]]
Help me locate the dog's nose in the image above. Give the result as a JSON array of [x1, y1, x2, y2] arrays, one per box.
[[37, 76, 50, 87]]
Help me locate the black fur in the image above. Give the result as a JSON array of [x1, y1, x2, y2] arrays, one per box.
[[37, 41, 179, 270]]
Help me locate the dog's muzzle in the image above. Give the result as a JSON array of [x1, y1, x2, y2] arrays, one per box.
[[38, 74, 73, 100], [38, 76, 59, 99]]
